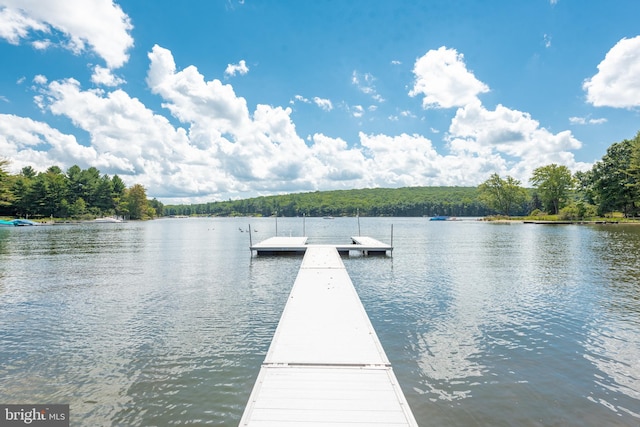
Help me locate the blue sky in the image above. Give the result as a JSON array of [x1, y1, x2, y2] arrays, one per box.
[[1, 0, 639, 203]]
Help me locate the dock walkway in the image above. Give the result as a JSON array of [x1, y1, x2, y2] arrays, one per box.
[[251, 236, 392, 256], [239, 246, 417, 426], [250, 236, 309, 254]]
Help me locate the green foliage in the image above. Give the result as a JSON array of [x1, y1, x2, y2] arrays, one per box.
[[68, 198, 87, 218], [164, 187, 497, 217], [582, 136, 639, 217], [123, 184, 149, 220], [0, 159, 13, 208], [3, 130, 639, 221], [21, 166, 36, 179], [558, 201, 598, 220], [530, 164, 575, 214], [0, 163, 155, 220], [478, 173, 529, 216], [627, 131, 640, 212], [148, 198, 164, 217]]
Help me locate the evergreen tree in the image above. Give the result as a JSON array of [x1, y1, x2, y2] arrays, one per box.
[[11, 176, 33, 217], [21, 166, 36, 179], [112, 175, 127, 217], [0, 159, 13, 210], [95, 175, 115, 212], [42, 166, 69, 217], [148, 198, 164, 217], [66, 165, 83, 203]]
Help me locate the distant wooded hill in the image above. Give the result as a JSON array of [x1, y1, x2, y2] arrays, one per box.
[[163, 186, 531, 217]]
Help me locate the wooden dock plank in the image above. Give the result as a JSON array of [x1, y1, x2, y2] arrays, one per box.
[[239, 246, 417, 426]]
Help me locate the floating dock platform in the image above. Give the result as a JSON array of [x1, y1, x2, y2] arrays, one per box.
[[250, 236, 392, 256], [239, 246, 417, 426]]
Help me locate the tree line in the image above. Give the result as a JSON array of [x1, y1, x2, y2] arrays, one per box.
[[0, 162, 163, 220], [478, 131, 640, 219], [164, 186, 497, 217], [3, 131, 638, 220], [165, 131, 640, 219]]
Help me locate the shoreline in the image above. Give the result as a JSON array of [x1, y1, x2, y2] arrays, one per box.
[[484, 218, 640, 225]]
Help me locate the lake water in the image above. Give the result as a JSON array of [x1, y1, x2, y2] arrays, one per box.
[[0, 217, 639, 426]]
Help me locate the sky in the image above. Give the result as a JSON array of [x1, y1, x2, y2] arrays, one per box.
[[1, 0, 639, 204]]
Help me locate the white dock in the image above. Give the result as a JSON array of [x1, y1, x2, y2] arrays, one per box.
[[251, 236, 392, 256], [342, 236, 393, 255], [250, 237, 309, 254], [239, 246, 417, 426]]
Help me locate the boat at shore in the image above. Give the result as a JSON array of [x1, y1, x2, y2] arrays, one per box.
[[94, 217, 124, 223], [12, 219, 40, 226], [0, 219, 40, 226]]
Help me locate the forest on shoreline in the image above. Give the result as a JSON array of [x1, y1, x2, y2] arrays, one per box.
[[2, 131, 639, 221], [0, 164, 162, 220], [164, 186, 505, 218], [164, 131, 640, 220]]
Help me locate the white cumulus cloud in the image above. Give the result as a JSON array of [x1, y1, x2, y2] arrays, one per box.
[[0, 5, 48, 43], [0, 41, 592, 203], [583, 35, 640, 108], [448, 101, 590, 181], [0, 0, 134, 69], [313, 97, 333, 111], [0, 114, 100, 172], [146, 45, 320, 192], [224, 59, 249, 77], [147, 45, 251, 137], [91, 65, 125, 87], [410, 46, 489, 109]]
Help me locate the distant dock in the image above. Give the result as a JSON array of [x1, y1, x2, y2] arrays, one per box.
[[239, 246, 417, 426], [250, 236, 392, 256]]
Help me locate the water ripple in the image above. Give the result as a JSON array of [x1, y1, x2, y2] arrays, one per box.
[[1, 219, 639, 426]]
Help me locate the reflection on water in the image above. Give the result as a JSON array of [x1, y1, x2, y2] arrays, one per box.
[[346, 220, 640, 426], [0, 218, 639, 426], [581, 226, 640, 420], [0, 219, 300, 426]]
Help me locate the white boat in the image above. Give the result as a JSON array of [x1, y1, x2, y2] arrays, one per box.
[[94, 217, 123, 223]]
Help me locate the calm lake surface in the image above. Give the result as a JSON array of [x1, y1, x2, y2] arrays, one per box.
[[1, 217, 639, 426]]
